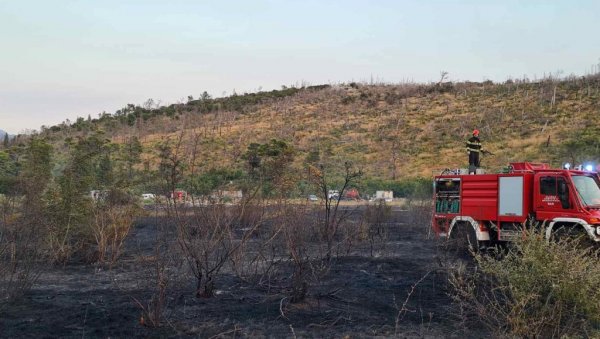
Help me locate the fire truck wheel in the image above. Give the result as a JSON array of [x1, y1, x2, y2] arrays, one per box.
[[552, 224, 595, 250], [448, 223, 479, 257]]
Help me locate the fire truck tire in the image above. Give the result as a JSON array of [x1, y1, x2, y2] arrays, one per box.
[[448, 223, 479, 256], [552, 224, 594, 249]]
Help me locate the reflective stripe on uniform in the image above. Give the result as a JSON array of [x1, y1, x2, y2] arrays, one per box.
[[466, 139, 482, 153]]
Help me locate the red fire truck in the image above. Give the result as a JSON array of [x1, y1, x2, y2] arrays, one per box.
[[432, 162, 600, 248]]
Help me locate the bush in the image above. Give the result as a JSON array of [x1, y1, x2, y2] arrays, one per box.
[[362, 200, 391, 256], [450, 228, 600, 337], [90, 192, 140, 267], [0, 195, 43, 308]]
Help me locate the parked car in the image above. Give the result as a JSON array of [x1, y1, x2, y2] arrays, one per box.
[[343, 188, 360, 200], [142, 193, 156, 200], [307, 194, 319, 202], [327, 190, 340, 200]]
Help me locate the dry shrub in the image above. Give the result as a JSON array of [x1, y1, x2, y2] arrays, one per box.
[[336, 209, 366, 256], [131, 217, 178, 329], [236, 200, 266, 230], [176, 203, 234, 298], [175, 196, 265, 298], [91, 202, 139, 267], [0, 196, 43, 308], [133, 251, 170, 328], [229, 201, 286, 285], [279, 202, 329, 303], [278, 204, 360, 303], [361, 200, 391, 257], [450, 228, 600, 338], [44, 189, 139, 266]]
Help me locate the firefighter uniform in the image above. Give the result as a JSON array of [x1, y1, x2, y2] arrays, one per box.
[[466, 134, 483, 173]]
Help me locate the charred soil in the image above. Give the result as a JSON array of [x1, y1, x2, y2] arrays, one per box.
[[0, 207, 485, 338]]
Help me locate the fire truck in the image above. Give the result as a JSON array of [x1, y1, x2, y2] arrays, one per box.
[[432, 162, 600, 249]]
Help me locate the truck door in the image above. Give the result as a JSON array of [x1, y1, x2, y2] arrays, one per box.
[[535, 174, 574, 219]]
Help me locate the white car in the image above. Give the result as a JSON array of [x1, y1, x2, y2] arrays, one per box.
[[142, 193, 156, 200]]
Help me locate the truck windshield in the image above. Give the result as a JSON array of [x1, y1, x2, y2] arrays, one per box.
[[572, 175, 600, 207]]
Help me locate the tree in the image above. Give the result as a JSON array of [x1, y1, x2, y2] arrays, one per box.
[[0, 151, 17, 194], [438, 71, 449, 85], [200, 91, 211, 101], [0, 136, 52, 307], [243, 139, 295, 197], [157, 137, 185, 197], [122, 136, 143, 183], [0, 137, 52, 305], [126, 113, 136, 126], [20, 138, 53, 213], [159, 132, 266, 298], [45, 133, 110, 263], [308, 161, 362, 259]]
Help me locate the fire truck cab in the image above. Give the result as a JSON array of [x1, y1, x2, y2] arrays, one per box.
[[432, 162, 600, 247]]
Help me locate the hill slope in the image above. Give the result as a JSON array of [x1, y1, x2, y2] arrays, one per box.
[[34, 76, 600, 179]]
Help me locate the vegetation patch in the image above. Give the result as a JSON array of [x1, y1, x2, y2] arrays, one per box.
[[451, 228, 600, 337]]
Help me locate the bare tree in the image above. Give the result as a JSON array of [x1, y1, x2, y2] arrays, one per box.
[[163, 131, 267, 298], [308, 161, 362, 259], [438, 71, 449, 86]]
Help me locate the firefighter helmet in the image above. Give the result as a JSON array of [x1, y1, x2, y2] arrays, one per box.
[[472, 129, 479, 136]]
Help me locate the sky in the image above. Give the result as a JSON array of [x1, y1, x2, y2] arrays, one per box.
[[1, 0, 599, 134]]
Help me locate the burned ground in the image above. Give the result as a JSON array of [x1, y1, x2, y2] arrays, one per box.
[[0, 207, 484, 338]]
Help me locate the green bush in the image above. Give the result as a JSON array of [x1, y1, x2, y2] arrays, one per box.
[[450, 228, 600, 337]]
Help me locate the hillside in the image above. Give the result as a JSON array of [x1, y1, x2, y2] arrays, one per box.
[[27, 75, 600, 180]]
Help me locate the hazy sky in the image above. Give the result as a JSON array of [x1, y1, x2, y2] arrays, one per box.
[[1, 0, 599, 134]]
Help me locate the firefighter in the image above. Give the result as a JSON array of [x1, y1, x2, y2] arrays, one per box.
[[466, 129, 483, 174]]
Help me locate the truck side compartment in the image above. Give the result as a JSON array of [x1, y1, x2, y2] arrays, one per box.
[[461, 175, 498, 222]]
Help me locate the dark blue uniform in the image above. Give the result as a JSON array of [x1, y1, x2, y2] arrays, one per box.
[[466, 136, 482, 169]]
